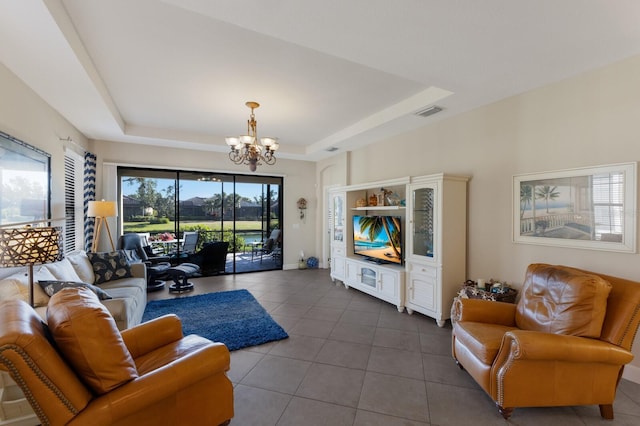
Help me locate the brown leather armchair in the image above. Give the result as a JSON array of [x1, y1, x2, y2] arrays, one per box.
[[0, 287, 234, 426], [452, 264, 640, 420]]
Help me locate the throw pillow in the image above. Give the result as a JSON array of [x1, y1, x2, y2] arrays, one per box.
[[38, 280, 113, 300], [43, 257, 83, 282], [0, 278, 29, 302], [66, 250, 95, 283], [3, 267, 57, 307], [87, 251, 133, 285], [46, 287, 138, 395]]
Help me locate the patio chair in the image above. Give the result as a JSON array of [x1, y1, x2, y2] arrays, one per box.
[[170, 231, 199, 263], [252, 229, 282, 263], [187, 241, 229, 276]]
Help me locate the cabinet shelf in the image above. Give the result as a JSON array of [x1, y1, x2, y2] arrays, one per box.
[[351, 206, 405, 211]]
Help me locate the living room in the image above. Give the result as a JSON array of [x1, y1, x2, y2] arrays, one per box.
[[1, 1, 640, 424]]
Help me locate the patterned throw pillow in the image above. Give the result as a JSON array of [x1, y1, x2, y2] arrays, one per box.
[[38, 280, 113, 300], [87, 251, 133, 285]]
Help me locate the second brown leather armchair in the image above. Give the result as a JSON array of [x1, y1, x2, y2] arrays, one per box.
[[0, 287, 234, 426], [452, 264, 640, 420]]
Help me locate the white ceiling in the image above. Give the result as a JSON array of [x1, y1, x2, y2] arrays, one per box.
[[1, 0, 640, 161]]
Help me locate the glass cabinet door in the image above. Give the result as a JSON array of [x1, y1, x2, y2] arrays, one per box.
[[332, 192, 345, 244], [412, 187, 435, 258]]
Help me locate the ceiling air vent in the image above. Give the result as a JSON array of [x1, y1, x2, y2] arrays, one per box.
[[414, 105, 443, 118], [325, 147, 339, 152]]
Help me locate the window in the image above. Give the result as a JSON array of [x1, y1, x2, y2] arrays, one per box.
[[118, 167, 283, 273], [64, 149, 84, 252]]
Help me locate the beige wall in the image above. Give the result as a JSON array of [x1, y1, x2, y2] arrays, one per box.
[[90, 140, 317, 269], [0, 62, 88, 221], [334, 54, 640, 379]]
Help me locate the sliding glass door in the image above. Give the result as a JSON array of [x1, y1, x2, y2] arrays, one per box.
[[118, 167, 283, 273]]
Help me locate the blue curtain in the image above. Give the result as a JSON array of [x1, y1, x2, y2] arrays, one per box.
[[83, 152, 97, 251]]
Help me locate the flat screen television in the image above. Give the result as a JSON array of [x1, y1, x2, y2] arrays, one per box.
[[352, 215, 402, 265]]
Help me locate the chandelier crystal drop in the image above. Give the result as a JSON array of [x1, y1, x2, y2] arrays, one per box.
[[225, 101, 279, 172]]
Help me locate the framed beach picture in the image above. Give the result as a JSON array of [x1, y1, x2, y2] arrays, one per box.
[[513, 162, 637, 253]]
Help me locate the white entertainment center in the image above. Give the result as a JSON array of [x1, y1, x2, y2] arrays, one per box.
[[329, 173, 468, 326]]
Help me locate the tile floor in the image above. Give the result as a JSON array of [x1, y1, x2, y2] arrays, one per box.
[[148, 268, 640, 426]]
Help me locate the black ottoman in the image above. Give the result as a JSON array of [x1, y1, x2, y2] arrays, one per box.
[[166, 263, 200, 293], [147, 263, 170, 292]]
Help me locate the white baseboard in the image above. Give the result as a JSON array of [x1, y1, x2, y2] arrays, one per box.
[[623, 364, 640, 384]]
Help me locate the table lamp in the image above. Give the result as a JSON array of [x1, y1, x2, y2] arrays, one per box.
[[88, 200, 117, 252], [0, 226, 63, 306]]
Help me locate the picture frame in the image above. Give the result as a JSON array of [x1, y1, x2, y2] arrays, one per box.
[[0, 131, 51, 227], [513, 162, 637, 253]]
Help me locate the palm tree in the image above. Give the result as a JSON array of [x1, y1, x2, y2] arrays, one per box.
[[357, 216, 401, 258], [520, 184, 533, 219], [535, 186, 561, 213]]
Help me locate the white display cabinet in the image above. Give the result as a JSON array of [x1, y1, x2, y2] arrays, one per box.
[[328, 174, 468, 325], [404, 174, 468, 326]]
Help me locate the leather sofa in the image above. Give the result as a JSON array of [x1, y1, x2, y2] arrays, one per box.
[[0, 287, 233, 425], [452, 263, 640, 420], [0, 250, 146, 330]]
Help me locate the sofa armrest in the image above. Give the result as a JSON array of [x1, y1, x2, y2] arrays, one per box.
[[70, 342, 230, 425], [496, 329, 634, 365], [121, 314, 183, 358], [453, 298, 517, 326], [130, 262, 146, 279]]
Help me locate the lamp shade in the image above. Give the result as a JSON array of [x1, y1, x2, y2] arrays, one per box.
[[87, 200, 117, 218], [0, 226, 63, 267]]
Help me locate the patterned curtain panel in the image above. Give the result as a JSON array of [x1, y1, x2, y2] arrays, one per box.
[[83, 152, 97, 251]]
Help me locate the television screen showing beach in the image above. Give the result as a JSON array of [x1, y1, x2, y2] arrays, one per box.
[[353, 215, 402, 264]]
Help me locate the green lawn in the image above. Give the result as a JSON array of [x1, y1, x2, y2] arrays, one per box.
[[123, 220, 264, 233]]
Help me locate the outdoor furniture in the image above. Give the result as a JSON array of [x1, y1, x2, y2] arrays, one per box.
[[252, 229, 281, 263], [170, 231, 199, 262], [187, 241, 229, 276]]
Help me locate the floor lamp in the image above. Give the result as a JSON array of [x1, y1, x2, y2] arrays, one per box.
[[88, 200, 117, 252], [0, 226, 63, 307]]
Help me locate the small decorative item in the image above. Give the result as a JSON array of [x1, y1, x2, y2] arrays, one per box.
[[298, 250, 307, 269], [476, 278, 486, 290], [368, 194, 378, 206], [376, 193, 385, 206], [356, 198, 367, 208], [297, 197, 307, 219], [381, 187, 401, 206], [459, 279, 518, 303], [306, 256, 319, 269]]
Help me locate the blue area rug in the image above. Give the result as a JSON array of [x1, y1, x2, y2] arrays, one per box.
[[142, 289, 288, 351]]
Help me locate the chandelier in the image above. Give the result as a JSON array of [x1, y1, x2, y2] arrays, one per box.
[[225, 101, 279, 172]]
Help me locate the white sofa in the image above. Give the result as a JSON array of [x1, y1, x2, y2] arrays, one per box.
[[0, 250, 146, 330]]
